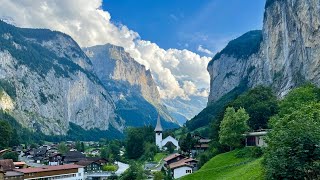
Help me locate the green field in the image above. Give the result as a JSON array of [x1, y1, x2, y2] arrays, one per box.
[[181, 150, 264, 180], [154, 152, 167, 162]]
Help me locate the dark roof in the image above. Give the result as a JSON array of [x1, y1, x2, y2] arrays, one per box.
[[0, 159, 15, 171], [63, 151, 86, 163], [34, 147, 47, 156], [64, 151, 85, 158], [75, 160, 101, 167], [164, 153, 185, 162], [5, 171, 24, 177]]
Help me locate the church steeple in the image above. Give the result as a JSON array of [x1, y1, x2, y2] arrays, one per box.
[[154, 114, 163, 132]]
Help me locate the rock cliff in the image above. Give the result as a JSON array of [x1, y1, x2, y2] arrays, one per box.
[[208, 0, 320, 104], [84, 44, 177, 128], [0, 21, 123, 135]]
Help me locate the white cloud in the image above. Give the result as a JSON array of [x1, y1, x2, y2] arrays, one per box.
[[197, 45, 213, 55], [0, 0, 211, 100]]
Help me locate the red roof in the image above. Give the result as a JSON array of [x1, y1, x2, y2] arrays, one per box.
[[15, 164, 83, 173], [164, 153, 185, 162], [169, 158, 198, 169]]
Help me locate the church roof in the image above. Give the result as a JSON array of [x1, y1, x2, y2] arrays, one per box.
[[154, 114, 163, 132]]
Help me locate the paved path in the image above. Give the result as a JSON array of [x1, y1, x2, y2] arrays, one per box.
[[115, 161, 129, 175]]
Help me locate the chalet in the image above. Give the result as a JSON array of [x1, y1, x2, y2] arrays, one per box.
[[13, 162, 28, 169], [63, 151, 86, 164], [169, 162, 193, 179], [48, 153, 63, 166], [75, 160, 102, 173], [15, 164, 84, 180], [191, 135, 211, 156], [164, 153, 186, 166], [245, 130, 268, 147], [168, 158, 198, 179], [85, 157, 108, 166], [33, 147, 48, 163], [0, 159, 24, 180]]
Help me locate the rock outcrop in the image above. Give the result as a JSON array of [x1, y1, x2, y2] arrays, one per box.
[[208, 0, 320, 104], [0, 21, 123, 135], [84, 44, 177, 127]]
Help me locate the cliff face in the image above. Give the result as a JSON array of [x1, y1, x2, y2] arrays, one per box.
[[0, 21, 123, 135], [208, 0, 320, 104], [84, 44, 177, 127]]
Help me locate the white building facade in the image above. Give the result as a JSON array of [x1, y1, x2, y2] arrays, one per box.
[[172, 165, 193, 179], [154, 115, 179, 150]]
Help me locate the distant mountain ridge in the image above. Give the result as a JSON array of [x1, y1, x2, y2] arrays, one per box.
[[84, 44, 178, 128]]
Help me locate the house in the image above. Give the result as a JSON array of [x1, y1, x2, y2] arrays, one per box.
[[76, 160, 102, 173], [13, 162, 28, 169], [15, 164, 84, 180], [245, 130, 268, 147], [169, 161, 193, 179], [164, 153, 186, 166], [48, 153, 63, 166], [191, 135, 211, 156], [154, 115, 179, 150], [63, 151, 86, 164], [32, 147, 48, 163], [164, 154, 199, 179], [85, 157, 108, 166], [0, 159, 24, 180]]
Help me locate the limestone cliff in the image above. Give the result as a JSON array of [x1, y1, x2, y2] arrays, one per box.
[[208, 0, 320, 104], [0, 21, 123, 135], [84, 44, 177, 128]]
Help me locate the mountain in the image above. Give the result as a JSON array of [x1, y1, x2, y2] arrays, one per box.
[[83, 44, 178, 128], [190, 0, 320, 129], [163, 95, 207, 122], [0, 21, 124, 135]]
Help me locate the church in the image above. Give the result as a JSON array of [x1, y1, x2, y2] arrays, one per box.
[[154, 115, 179, 150]]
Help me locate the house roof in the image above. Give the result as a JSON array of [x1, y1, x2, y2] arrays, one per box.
[[154, 114, 163, 132], [5, 171, 24, 177], [76, 160, 100, 167], [13, 162, 26, 166], [169, 161, 192, 170], [164, 153, 185, 162], [64, 151, 85, 158], [199, 139, 211, 143], [0, 159, 15, 171], [245, 131, 268, 137], [169, 158, 197, 169], [15, 164, 83, 173]]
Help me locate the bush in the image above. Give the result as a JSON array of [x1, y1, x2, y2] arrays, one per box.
[[235, 147, 263, 158], [102, 165, 117, 172], [2, 152, 19, 162]]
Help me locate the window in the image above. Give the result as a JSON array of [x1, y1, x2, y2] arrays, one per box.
[[186, 170, 192, 173]]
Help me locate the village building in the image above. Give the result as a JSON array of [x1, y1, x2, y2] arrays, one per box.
[[0, 159, 24, 180], [15, 164, 84, 180], [63, 151, 86, 164], [164, 154, 199, 179], [76, 160, 102, 173], [13, 162, 28, 169], [49, 153, 63, 166], [164, 153, 186, 166], [154, 115, 179, 150], [245, 130, 268, 147]]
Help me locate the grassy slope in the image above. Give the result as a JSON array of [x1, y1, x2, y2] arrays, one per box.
[[181, 150, 264, 180], [154, 153, 167, 162]]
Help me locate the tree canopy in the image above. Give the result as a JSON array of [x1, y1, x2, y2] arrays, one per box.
[[219, 107, 249, 149]]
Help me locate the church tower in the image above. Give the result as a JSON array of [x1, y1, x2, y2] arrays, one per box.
[[154, 114, 163, 149]]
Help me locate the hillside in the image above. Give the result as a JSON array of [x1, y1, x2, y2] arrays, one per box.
[[181, 150, 264, 180]]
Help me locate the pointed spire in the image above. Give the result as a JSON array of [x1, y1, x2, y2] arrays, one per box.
[[154, 114, 163, 132]]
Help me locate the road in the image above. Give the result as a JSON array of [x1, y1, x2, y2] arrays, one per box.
[[115, 161, 129, 175]]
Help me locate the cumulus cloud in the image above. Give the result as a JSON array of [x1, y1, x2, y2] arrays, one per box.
[[197, 45, 213, 55], [0, 0, 211, 100]]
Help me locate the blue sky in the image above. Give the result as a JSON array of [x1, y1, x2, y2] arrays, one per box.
[[103, 0, 266, 55]]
